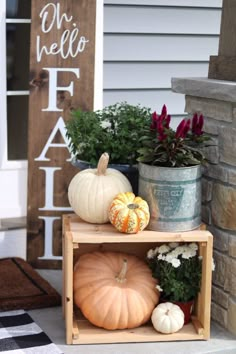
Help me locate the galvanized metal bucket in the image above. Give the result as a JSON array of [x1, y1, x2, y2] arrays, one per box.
[[138, 163, 202, 232]]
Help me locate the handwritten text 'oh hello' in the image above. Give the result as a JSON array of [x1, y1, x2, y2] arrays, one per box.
[[36, 2, 89, 62]]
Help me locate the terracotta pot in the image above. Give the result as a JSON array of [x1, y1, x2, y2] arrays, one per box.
[[173, 300, 194, 325]]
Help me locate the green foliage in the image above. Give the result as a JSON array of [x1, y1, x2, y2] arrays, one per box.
[[147, 243, 202, 302], [137, 106, 211, 167], [66, 102, 151, 166], [138, 128, 210, 167]]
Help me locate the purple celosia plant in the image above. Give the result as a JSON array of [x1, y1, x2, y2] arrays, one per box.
[[137, 105, 211, 167]]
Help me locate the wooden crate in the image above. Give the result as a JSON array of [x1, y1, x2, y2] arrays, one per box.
[[62, 214, 213, 345]]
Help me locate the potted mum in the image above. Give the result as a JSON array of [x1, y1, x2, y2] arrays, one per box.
[[66, 102, 151, 193], [137, 105, 211, 232], [146, 242, 202, 324]]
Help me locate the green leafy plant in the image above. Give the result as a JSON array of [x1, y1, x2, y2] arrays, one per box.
[[146, 242, 202, 302], [66, 102, 151, 166], [137, 105, 211, 167]]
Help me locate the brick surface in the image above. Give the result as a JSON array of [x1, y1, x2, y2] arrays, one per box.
[[228, 297, 236, 335], [211, 302, 228, 328], [185, 96, 233, 122], [229, 236, 236, 257], [212, 251, 230, 291], [208, 226, 229, 252], [212, 285, 229, 309], [212, 184, 236, 230], [202, 178, 213, 202], [219, 127, 236, 167], [202, 164, 228, 183]]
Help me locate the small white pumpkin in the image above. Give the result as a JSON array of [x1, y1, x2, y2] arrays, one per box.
[[151, 302, 184, 334], [68, 153, 132, 223]]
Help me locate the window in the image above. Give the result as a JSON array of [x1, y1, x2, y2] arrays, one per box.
[[6, 0, 31, 161]]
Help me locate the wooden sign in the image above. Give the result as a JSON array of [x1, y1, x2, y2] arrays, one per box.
[[208, 0, 236, 81], [27, 0, 103, 268]]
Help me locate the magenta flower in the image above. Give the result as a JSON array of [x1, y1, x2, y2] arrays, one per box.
[[138, 104, 209, 167], [150, 111, 158, 130], [157, 115, 167, 141], [175, 119, 191, 139], [165, 114, 171, 129], [155, 105, 170, 141], [197, 114, 204, 135], [192, 113, 198, 133], [175, 119, 186, 139], [161, 104, 167, 116], [191, 113, 204, 136], [183, 119, 191, 137]]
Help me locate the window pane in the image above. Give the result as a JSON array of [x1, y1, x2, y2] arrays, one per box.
[[7, 95, 28, 160], [7, 23, 30, 91], [6, 0, 31, 19]]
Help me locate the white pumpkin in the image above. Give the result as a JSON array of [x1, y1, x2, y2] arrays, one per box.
[[151, 302, 184, 334], [68, 153, 132, 223]]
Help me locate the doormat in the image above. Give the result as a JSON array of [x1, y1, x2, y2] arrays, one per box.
[[0, 309, 62, 353], [0, 258, 61, 311]]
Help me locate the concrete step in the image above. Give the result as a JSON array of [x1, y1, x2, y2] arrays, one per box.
[[28, 270, 236, 354]]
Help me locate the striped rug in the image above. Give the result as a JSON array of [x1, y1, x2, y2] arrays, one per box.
[[0, 310, 62, 353]]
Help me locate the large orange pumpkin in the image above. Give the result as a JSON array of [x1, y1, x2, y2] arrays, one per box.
[[109, 192, 150, 233], [73, 251, 159, 330]]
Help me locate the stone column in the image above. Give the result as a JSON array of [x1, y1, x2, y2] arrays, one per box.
[[172, 77, 236, 335]]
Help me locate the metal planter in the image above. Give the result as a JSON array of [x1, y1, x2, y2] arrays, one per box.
[[138, 163, 202, 232]]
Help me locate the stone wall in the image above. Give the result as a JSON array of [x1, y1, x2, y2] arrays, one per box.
[[172, 78, 236, 335]]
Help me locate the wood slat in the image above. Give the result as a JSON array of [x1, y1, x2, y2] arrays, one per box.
[[67, 214, 211, 244], [72, 320, 204, 344], [104, 6, 221, 35], [104, 62, 209, 89], [208, 55, 236, 81], [208, 0, 236, 81], [104, 35, 219, 61], [104, 0, 222, 8]]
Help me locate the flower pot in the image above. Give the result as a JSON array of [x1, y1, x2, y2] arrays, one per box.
[[173, 300, 194, 325], [72, 158, 139, 195], [138, 163, 201, 232]]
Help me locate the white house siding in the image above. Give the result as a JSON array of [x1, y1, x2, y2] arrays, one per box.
[[103, 0, 222, 127]]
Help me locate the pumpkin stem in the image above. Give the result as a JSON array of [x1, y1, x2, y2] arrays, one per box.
[[128, 203, 139, 210], [96, 153, 109, 176], [116, 259, 128, 283]]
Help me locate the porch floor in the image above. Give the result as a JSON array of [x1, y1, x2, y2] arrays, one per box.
[[29, 270, 236, 354]]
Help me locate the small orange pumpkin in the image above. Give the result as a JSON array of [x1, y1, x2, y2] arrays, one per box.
[[109, 192, 150, 233], [73, 251, 159, 330]]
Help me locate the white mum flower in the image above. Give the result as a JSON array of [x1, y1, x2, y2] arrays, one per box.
[[189, 242, 198, 251], [173, 246, 185, 256], [182, 248, 196, 259], [156, 284, 163, 292], [153, 246, 159, 255], [165, 253, 175, 263], [182, 251, 192, 259], [158, 254, 166, 261], [171, 258, 181, 268], [158, 245, 170, 254], [169, 242, 179, 249], [147, 249, 155, 259]]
